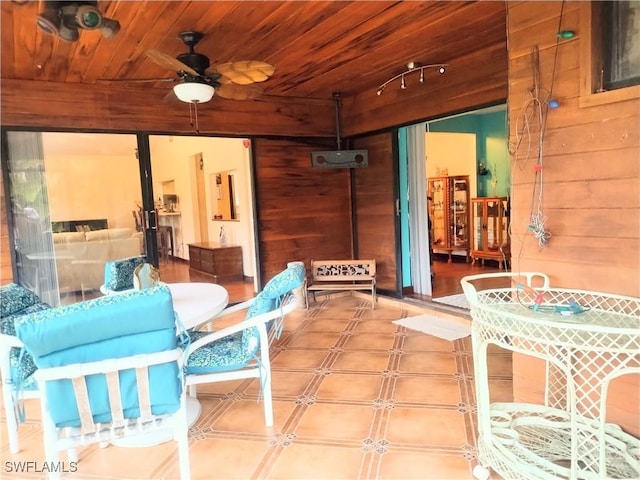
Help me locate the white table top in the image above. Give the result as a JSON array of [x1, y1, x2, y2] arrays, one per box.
[[167, 282, 229, 330]]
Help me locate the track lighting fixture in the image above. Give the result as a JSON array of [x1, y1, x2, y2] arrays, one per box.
[[376, 62, 448, 95], [36, 1, 120, 42]]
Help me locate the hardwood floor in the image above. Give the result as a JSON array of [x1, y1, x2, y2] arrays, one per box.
[[407, 256, 508, 302], [157, 258, 256, 304]]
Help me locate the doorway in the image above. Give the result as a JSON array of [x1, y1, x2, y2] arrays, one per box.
[[400, 104, 509, 300], [148, 135, 257, 289], [2, 130, 258, 306]]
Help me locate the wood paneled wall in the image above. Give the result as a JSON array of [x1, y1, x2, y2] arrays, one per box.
[[253, 138, 353, 284], [352, 132, 400, 294], [507, 1, 639, 437]]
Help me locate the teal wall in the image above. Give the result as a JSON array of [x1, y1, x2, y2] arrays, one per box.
[[428, 109, 509, 197], [398, 128, 412, 288]]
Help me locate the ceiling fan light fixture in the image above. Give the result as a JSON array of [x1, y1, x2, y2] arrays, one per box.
[[173, 82, 215, 103]]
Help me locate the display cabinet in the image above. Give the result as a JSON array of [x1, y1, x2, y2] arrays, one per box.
[[427, 175, 470, 262], [470, 197, 510, 269]]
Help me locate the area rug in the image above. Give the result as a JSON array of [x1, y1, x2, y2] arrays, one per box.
[[392, 314, 471, 341], [433, 293, 470, 310]]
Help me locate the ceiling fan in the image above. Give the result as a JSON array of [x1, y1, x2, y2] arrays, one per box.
[[101, 31, 274, 103]]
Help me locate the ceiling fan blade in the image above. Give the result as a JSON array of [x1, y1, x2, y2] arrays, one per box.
[[216, 83, 264, 100], [96, 77, 177, 84], [146, 49, 200, 77], [212, 61, 275, 85], [162, 89, 181, 105]]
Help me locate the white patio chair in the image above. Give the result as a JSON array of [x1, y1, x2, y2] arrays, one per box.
[[184, 263, 306, 426], [0, 333, 40, 453], [34, 349, 189, 480], [15, 285, 190, 479]]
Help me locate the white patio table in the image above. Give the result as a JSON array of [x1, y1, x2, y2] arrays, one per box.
[[111, 282, 229, 447]]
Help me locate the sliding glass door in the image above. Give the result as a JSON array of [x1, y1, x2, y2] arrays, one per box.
[[2, 131, 151, 306]]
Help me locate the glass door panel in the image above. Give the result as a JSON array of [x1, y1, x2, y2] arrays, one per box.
[[474, 201, 484, 251], [450, 177, 468, 248], [428, 178, 446, 248], [5, 131, 146, 306], [487, 200, 498, 250]]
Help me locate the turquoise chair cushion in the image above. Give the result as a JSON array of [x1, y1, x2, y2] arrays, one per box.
[[15, 285, 182, 428], [104, 255, 146, 291], [0, 283, 42, 318], [185, 263, 306, 375]]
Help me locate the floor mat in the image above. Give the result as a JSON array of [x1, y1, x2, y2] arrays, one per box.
[[433, 293, 470, 310], [392, 314, 471, 341]]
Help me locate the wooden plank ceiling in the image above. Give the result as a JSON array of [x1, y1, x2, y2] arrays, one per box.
[[1, 1, 507, 135]]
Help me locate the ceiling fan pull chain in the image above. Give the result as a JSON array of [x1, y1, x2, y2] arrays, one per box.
[[187, 102, 199, 134], [194, 102, 200, 134]]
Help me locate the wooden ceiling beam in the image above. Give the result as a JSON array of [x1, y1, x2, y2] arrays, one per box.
[[0, 79, 335, 137]]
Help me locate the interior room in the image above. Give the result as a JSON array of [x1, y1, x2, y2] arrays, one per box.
[[0, 2, 638, 479], [422, 105, 511, 301]]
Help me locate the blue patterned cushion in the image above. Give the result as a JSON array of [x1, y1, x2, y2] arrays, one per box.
[[1, 303, 51, 336], [104, 255, 146, 291], [185, 263, 306, 375], [15, 285, 182, 428], [9, 347, 37, 391], [246, 263, 306, 318], [0, 283, 42, 318], [185, 331, 249, 374]]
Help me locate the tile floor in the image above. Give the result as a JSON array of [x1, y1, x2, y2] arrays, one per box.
[[0, 292, 513, 480]]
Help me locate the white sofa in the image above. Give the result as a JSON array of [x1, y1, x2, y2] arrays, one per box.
[[52, 228, 144, 293]]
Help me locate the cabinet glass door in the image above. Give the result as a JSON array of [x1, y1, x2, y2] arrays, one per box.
[[450, 177, 468, 248], [473, 200, 484, 251], [486, 200, 500, 251], [500, 198, 509, 247], [428, 179, 446, 248]]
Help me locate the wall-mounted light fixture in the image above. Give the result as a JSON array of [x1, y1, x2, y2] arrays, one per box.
[[36, 1, 120, 42], [376, 62, 448, 96]]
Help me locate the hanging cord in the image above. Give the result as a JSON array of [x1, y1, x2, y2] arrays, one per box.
[[511, 0, 565, 254], [528, 2, 563, 250]]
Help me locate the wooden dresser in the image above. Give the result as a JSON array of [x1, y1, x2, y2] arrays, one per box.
[[188, 242, 243, 282]]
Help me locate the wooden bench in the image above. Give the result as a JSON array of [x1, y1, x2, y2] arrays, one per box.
[[305, 259, 377, 309]]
